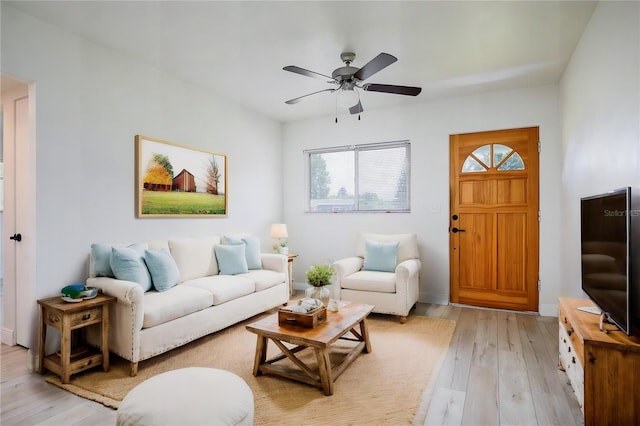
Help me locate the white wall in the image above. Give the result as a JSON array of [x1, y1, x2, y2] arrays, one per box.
[[283, 84, 563, 315], [1, 5, 284, 348], [560, 2, 640, 297]]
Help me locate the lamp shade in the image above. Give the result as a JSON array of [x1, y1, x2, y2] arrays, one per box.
[[269, 223, 288, 239]]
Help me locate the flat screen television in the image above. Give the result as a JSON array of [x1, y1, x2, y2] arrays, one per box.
[[580, 187, 633, 334]]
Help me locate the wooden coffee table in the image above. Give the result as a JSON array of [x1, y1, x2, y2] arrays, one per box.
[[246, 301, 374, 395]]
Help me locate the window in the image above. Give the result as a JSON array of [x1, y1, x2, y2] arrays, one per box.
[[461, 143, 525, 173], [306, 141, 410, 213]]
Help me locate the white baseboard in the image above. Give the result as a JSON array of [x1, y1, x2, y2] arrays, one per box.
[[539, 303, 558, 317], [1, 327, 16, 346]]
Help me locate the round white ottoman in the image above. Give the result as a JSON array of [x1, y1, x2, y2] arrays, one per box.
[[116, 367, 254, 426]]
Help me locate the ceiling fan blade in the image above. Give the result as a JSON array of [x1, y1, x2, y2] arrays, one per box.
[[349, 100, 363, 115], [283, 65, 333, 81], [353, 53, 397, 81], [363, 83, 422, 96], [285, 88, 336, 105]]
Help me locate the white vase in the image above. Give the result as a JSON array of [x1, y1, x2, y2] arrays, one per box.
[[278, 246, 289, 255]]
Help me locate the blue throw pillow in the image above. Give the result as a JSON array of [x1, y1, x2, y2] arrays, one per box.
[[145, 248, 181, 292], [241, 236, 262, 270], [110, 246, 152, 291], [363, 240, 399, 272], [91, 243, 115, 277], [92, 242, 147, 277], [223, 235, 262, 270], [214, 244, 248, 275]]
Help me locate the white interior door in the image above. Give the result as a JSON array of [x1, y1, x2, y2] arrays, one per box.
[[1, 77, 36, 350]]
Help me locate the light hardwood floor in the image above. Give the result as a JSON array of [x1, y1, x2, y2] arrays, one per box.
[[1, 303, 582, 426]]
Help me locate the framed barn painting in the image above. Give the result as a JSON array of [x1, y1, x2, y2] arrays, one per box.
[[135, 135, 227, 217]]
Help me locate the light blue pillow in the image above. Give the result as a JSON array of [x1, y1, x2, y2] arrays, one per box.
[[214, 244, 248, 275], [110, 246, 152, 291], [241, 236, 262, 270], [223, 235, 262, 270], [92, 243, 115, 277], [92, 242, 147, 277], [145, 248, 181, 292], [363, 240, 399, 273]]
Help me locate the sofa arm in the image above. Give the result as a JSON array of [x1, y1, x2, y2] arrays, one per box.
[[396, 259, 421, 282], [261, 253, 287, 273], [87, 276, 144, 333], [87, 277, 144, 307], [333, 257, 364, 288], [86, 276, 145, 366]]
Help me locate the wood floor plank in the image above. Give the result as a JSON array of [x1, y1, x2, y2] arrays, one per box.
[[497, 311, 523, 353], [423, 386, 465, 426], [461, 364, 499, 426], [517, 314, 564, 395], [436, 329, 475, 392], [472, 310, 498, 368], [531, 390, 580, 426], [498, 350, 537, 425]]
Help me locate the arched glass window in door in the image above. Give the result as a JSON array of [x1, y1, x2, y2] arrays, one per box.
[[461, 143, 525, 173]]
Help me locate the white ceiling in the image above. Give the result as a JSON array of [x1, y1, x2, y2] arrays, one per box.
[[6, 1, 597, 123]]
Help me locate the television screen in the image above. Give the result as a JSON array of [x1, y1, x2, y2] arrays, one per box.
[[580, 187, 631, 334]]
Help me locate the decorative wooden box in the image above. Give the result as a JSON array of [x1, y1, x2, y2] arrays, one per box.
[[278, 306, 327, 328]]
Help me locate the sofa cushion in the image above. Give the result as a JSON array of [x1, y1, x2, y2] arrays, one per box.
[[357, 233, 418, 263], [341, 270, 396, 293], [143, 285, 214, 329], [145, 248, 181, 292], [182, 275, 255, 305], [214, 244, 249, 275], [169, 236, 220, 281], [363, 240, 399, 272], [110, 245, 153, 292], [241, 269, 287, 292]]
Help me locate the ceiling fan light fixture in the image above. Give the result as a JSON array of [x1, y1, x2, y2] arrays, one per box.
[[337, 87, 359, 108]]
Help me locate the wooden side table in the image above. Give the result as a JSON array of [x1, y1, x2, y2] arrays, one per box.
[[286, 253, 298, 295], [37, 294, 115, 383]]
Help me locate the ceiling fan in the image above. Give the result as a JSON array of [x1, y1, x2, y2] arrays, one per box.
[[283, 52, 422, 115]]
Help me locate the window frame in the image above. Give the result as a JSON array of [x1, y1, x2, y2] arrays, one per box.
[[304, 140, 411, 213]]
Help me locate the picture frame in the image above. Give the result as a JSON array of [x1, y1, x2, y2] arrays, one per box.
[[135, 135, 227, 217]]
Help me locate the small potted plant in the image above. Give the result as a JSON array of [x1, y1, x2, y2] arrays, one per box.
[[272, 240, 288, 254], [305, 264, 335, 306]]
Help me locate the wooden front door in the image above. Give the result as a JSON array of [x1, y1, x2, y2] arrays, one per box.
[[449, 127, 539, 311]]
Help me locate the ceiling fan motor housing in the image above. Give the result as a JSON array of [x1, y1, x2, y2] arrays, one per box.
[[333, 52, 359, 83]]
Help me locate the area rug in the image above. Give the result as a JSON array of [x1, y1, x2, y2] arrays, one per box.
[[46, 310, 455, 425]]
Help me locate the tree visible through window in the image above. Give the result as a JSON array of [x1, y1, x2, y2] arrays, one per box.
[[306, 141, 410, 212]]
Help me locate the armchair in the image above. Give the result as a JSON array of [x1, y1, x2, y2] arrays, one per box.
[[333, 233, 421, 323]]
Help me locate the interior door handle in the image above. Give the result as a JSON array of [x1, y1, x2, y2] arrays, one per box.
[[10, 233, 22, 242], [451, 228, 465, 233]]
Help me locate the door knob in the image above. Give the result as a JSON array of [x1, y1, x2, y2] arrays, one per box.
[[451, 228, 465, 233], [10, 233, 22, 242]]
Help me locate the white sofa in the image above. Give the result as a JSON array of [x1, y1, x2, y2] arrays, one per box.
[[86, 235, 289, 376], [333, 233, 421, 323]]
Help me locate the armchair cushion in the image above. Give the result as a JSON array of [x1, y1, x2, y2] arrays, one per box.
[[340, 270, 396, 293], [363, 240, 399, 272]]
